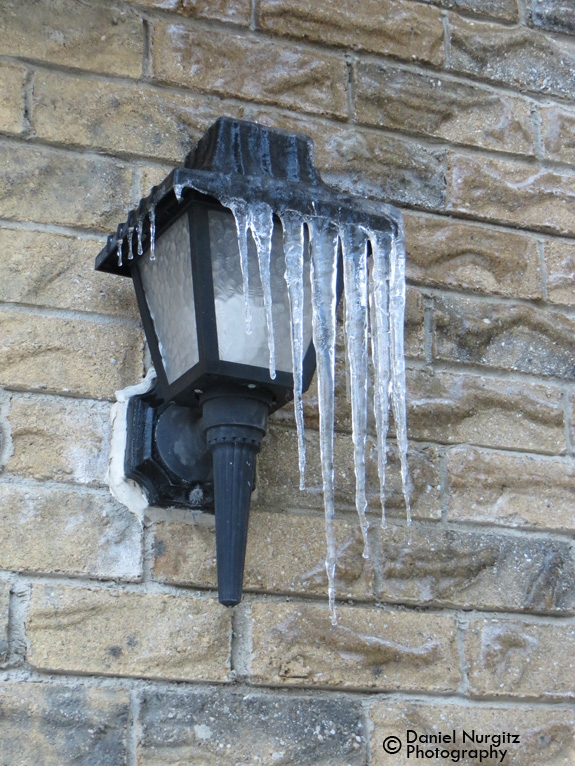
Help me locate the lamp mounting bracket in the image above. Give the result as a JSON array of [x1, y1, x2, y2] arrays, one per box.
[[125, 389, 215, 510]]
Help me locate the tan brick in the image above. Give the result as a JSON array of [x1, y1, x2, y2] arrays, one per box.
[[370, 700, 575, 766], [260, 0, 444, 65], [449, 15, 575, 100], [140, 163, 178, 198], [152, 22, 348, 118], [7, 394, 111, 485], [132, 0, 251, 24], [27, 585, 230, 681], [0, 62, 25, 134], [404, 214, 542, 299], [355, 62, 533, 155], [256, 425, 441, 521], [466, 617, 575, 698], [375, 523, 575, 613], [0, 683, 129, 765], [545, 238, 575, 307], [0, 581, 8, 664], [0, 229, 138, 318], [0, 143, 134, 230], [0, 484, 142, 579], [250, 601, 460, 691], [448, 447, 575, 532], [431, 0, 519, 21], [0, 0, 143, 77], [448, 153, 575, 235], [540, 105, 575, 164], [152, 511, 375, 599], [0, 310, 143, 399], [407, 369, 566, 454], [433, 294, 575, 379], [139, 688, 366, 765], [33, 71, 250, 163], [250, 112, 447, 208]]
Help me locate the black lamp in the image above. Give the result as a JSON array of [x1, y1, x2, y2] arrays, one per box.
[[96, 117, 398, 607]]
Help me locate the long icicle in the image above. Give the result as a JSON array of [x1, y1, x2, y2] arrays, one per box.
[[368, 229, 392, 528], [282, 211, 307, 489], [226, 199, 253, 335], [249, 202, 276, 380], [341, 224, 370, 559], [388, 222, 413, 525], [308, 217, 340, 625]]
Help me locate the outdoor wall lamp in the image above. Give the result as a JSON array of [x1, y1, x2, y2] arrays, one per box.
[[96, 118, 408, 614]]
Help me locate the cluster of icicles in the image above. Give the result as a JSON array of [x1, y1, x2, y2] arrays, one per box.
[[115, 186, 411, 625]]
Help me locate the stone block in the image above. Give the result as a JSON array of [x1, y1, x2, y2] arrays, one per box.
[[132, 0, 251, 24], [0, 581, 9, 664], [139, 688, 366, 764], [428, 0, 519, 20], [0, 0, 143, 77], [375, 523, 575, 613], [0, 310, 143, 400], [433, 293, 575, 379], [0, 62, 25, 134], [448, 152, 575, 235], [318, 126, 446, 210], [448, 446, 575, 532], [250, 601, 459, 691], [152, 21, 348, 118], [0, 483, 142, 579], [0, 143, 134, 230], [256, 425, 441, 521], [528, 0, 575, 34], [449, 15, 575, 100], [259, 0, 445, 65], [465, 617, 575, 698], [7, 394, 111, 485], [0, 229, 138, 318], [0, 683, 129, 765], [27, 585, 230, 681], [404, 213, 542, 298], [540, 105, 575, 165], [355, 62, 533, 155], [370, 699, 575, 765], [33, 71, 251, 163], [406, 369, 566, 454], [153, 508, 376, 598], [544, 238, 575, 308]]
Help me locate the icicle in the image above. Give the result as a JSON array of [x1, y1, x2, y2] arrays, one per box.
[[388, 225, 413, 526], [281, 211, 307, 490], [341, 225, 370, 559], [249, 202, 276, 380], [149, 207, 156, 261], [127, 227, 134, 260], [116, 239, 123, 268], [174, 183, 184, 202], [308, 217, 340, 625], [136, 223, 143, 256], [226, 199, 253, 335], [368, 230, 391, 529]]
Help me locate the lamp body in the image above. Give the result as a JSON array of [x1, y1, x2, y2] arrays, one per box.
[[96, 117, 400, 606]]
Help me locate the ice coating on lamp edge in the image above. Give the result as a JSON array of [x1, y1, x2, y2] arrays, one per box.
[[100, 119, 411, 625]]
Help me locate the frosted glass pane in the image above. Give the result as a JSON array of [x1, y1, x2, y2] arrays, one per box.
[[139, 213, 199, 384], [209, 208, 312, 373]]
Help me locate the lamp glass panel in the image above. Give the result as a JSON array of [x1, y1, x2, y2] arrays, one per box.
[[139, 212, 199, 384], [208, 207, 312, 373]]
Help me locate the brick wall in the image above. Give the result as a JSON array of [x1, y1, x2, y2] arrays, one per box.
[[0, 0, 574, 763]]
